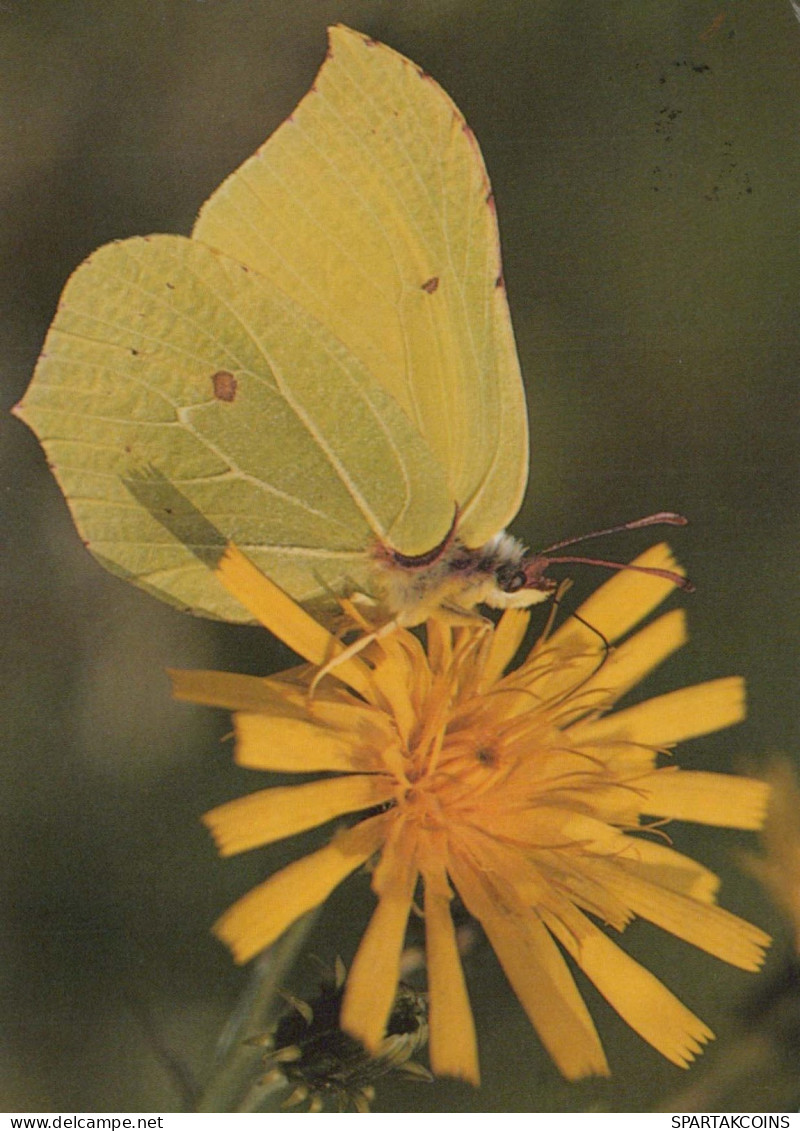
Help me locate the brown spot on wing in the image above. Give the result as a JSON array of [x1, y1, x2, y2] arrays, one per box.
[[212, 370, 238, 403], [421, 276, 439, 294]]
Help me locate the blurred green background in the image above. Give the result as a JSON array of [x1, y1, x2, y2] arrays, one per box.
[[2, 0, 799, 1113]]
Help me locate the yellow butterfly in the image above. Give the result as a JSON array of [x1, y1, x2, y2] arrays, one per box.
[[15, 26, 687, 629]]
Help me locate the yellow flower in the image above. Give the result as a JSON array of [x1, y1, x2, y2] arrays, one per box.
[[745, 759, 800, 953], [172, 543, 770, 1085]]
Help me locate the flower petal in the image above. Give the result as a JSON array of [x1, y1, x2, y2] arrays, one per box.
[[170, 668, 304, 713], [594, 859, 771, 970], [520, 605, 686, 715], [544, 543, 685, 660], [611, 839, 720, 904], [367, 633, 426, 748], [422, 855, 480, 1085], [424, 616, 453, 673], [341, 820, 418, 1052], [576, 609, 688, 710], [234, 711, 389, 773], [585, 742, 658, 774], [477, 805, 633, 858], [572, 677, 746, 746], [203, 774, 396, 855], [216, 544, 373, 696], [636, 769, 770, 830], [543, 904, 713, 1068], [213, 812, 390, 963], [479, 609, 530, 690], [448, 841, 609, 1079]]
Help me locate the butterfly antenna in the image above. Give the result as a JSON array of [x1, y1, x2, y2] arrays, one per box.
[[539, 512, 694, 592], [544, 554, 695, 592], [539, 511, 688, 554]]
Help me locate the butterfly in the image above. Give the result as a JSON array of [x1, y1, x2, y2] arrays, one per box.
[[14, 26, 687, 630]]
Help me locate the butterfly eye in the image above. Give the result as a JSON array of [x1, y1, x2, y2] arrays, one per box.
[[499, 568, 527, 594]]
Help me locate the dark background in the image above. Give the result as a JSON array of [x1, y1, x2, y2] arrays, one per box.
[[2, 0, 798, 1113]]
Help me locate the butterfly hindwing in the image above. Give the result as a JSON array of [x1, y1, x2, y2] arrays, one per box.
[[17, 234, 453, 620]]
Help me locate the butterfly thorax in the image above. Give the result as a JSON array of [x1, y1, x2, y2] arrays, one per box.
[[371, 531, 556, 627]]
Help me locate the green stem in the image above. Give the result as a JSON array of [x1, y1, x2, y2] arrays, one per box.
[[196, 911, 318, 1113]]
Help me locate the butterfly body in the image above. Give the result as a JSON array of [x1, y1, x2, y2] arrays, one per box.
[[372, 530, 556, 628]]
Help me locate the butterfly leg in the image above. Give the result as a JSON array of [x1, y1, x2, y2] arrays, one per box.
[[309, 616, 404, 696]]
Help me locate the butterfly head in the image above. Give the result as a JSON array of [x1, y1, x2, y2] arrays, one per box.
[[470, 533, 557, 610]]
